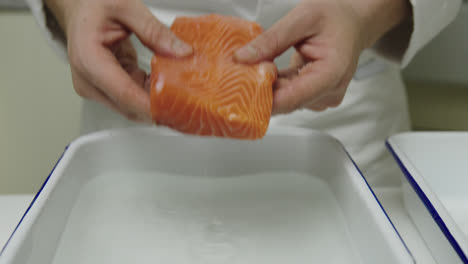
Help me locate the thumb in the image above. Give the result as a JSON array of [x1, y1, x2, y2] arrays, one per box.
[[234, 4, 318, 63], [118, 1, 192, 58]]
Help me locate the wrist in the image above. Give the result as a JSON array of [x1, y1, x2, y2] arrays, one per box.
[[350, 0, 411, 49]]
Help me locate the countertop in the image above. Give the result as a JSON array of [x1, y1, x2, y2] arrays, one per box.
[[0, 195, 34, 249]]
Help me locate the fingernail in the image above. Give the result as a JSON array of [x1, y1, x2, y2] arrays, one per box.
[[234, 45, 258, 62], [173, 39, 193, 56]]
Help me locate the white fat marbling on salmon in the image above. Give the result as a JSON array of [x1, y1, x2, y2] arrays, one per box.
[[155, 74, 165, 93]]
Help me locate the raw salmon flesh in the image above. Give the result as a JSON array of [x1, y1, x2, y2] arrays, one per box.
[[150, 14, 277, 140]]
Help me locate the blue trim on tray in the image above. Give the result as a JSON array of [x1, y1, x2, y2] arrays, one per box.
[[342, 147, 415, 262], [0, 145, 69, 256], [386, 141, 468, 264]]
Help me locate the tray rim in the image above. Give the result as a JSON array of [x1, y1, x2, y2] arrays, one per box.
[[1, 126, 413, 262], [387, 132, 468, 263]]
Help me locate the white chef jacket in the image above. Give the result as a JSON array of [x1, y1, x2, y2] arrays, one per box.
[[26, 0, 462, 187]]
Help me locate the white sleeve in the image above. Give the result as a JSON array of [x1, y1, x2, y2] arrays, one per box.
[[26, 0, 68, 61], [372, 0, 462, 68]]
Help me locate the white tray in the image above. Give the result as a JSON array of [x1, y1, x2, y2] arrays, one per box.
[[387, 132, 468, 264], [1, 127, 413, 264]]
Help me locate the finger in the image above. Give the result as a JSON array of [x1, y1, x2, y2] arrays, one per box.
[[72, 71, 118, 111], [116, 0, 192, 57], [305, 94, 344, 112], [278, 68, 298, 80], [109, 38, 152, 121], [307, 103, 328, 112], [112, 39, 148, 88], [83, 45, 152, 121], [234, 3, 319, 63], [144, 74, 151, 93], [290, 51, 306, 68], [111, 37, 138, 68], [278, 52, 306, 79], [72, 71, 146, 122], [259, 61, 278, 78], [128, 67, 147, 88], [86, 85, 144, 122], [272, 61, 338, 114], [324, 93, 345, 108]]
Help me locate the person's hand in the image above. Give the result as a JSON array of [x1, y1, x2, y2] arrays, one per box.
[[45, 0, 193, 122], [235, 0, 410, 114]]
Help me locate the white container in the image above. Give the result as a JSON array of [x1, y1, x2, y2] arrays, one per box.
[[387, 132, 468, 264], [1, 126, 414, 264]]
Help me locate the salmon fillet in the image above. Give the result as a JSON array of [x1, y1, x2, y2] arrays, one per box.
[[150, 14, 277, 140]]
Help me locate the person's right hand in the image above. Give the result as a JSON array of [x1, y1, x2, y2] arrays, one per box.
[[45, 0, 193, 122], [234, 0, 410, 114]]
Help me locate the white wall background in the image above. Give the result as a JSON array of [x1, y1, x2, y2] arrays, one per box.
[[403, 3, 468, 85], [402, 3, 468, 131], [0, 11, 81, 194]]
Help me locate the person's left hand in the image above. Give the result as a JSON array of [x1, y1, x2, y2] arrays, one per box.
[[234, 0, 410, 114]]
